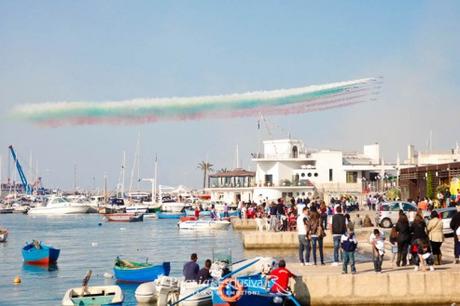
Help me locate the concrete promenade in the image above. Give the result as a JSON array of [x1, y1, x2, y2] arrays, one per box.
[[233, 211, 460, 305], [289, 261, 460, 305]]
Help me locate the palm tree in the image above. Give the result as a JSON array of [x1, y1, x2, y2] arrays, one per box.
[[197, 161, 214, 189]]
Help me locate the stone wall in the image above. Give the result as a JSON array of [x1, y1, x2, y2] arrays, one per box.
[[293, 271, 460, 305]]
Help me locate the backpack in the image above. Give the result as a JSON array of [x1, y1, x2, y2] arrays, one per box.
[[341, 233, 357, 252]]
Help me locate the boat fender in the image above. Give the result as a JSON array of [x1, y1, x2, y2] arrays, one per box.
[[13, 276, 21, 284], [217, 278, 244, 303]]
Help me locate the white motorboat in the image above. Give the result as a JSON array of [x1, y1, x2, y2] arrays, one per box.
[[178, 220, 231, 230], [178, 281, 212, 306], [28, 196, 90, 215], [62, 285, 124, 306], [161, 201, 186, 213]]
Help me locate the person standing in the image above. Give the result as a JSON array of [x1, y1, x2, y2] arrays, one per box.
[[197, 259, 213, 284], [341, 223, 358, 274], [183, 253, 200, 281], [395, 211, 411, 266], [427, 211, 444, 265], [450, 202, 460, 264], [370, 229, 385, 273], [319, 201, 328, 230], [331, 206, 347, 266], [306, 210, 325, 265], [223, 202, 229, 218], [297, 207, 309, 265], [269, 201, 278, 231]]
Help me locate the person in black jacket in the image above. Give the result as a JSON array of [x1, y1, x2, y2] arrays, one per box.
[[395, 211, 411, 266], [331, 206, 347, 265], [410, 214, 428, 241], [450, 202, 460, 264]]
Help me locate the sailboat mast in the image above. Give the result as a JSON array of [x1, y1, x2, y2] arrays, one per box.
[[121, 151, 126, 197], [154, 154, 158, 202]]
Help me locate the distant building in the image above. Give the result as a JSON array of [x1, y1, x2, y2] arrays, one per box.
[[406, 144, 460, 166], [251, 139, 397, 202], [207, 168, 255, 204]]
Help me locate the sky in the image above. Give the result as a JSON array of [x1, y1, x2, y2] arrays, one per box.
[[1, 1, 459, 191]]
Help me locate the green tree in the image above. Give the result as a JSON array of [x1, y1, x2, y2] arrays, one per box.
[[197, 161, 214, 189], [426, 172, 434, 199]]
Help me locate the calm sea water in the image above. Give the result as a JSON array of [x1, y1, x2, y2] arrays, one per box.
[[0, 214, 300, 306]]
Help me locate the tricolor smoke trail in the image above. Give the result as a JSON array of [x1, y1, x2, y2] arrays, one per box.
[[10, 77, 381, 127]]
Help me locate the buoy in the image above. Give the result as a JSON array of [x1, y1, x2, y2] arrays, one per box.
[[13, 276, 21, 284], [98, 223, 102, 226]]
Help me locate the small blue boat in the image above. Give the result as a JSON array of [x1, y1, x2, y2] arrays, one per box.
[[185, 209, 211, 217], [211, 274, 288, 306], [157, 212, 186, 219], [219, 211, 238, 218], [113, 258, 170, 283], [22, 240, 60, 265]]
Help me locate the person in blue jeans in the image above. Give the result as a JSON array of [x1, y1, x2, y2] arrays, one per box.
[[306, 209, 325, 265], [297, 207, 310, 265], [341, 224, 358, 274], [331, 206, 347, 265]]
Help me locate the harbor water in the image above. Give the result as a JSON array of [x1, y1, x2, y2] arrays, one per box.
[[0, 214, 300, 305]]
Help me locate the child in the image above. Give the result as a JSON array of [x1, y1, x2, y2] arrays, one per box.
[[389, 226, 398, 267], [370, 229, 385, 273], [341, 223, 358, 274]]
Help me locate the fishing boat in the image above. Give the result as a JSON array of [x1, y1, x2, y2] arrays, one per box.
[[185, 209, 212, 217], [113, 258, 170, 283], [28, 196, 90, 215], [62, 285, 124, 306], [211, 274, 289, 306], [22, 241, 60, 265], [157, 212, 186, 219], [0, 228, 8, 242], [178, 220, 231, 230], [105, 213, 143, 222]]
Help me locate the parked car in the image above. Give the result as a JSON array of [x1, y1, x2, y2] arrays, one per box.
[[431, 207, 457, 235], [376, 201, 429, 228]]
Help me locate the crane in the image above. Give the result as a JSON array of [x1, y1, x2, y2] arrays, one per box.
[[8, 145, 32, 194]]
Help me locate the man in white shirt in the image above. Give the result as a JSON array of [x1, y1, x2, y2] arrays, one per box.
[[297, 207, 310, 265]]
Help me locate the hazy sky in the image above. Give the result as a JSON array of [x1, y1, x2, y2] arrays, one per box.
[[1, 1, 459, 191]]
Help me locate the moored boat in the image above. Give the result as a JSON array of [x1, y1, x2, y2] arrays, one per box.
[[114, 258, 170, 283], [62, 285, 124, 306], [178, 220, 231, 230], [105, 213, 143, 222], [28, 196, 90, 215], [22, 240, 60, 265], [157, 212, 186, 219], [0, 228, 8, 242]]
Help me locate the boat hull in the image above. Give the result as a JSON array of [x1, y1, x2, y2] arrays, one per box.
[[114, 261, 170, 283], [211, 274, 286, 306], [22, 242, 60, 265], [157, 212, 186, 219], [178, 220, 231, 230], [62, 285, 124, 306], [28, 206, 89, 215], [105, 213, 144, 222]]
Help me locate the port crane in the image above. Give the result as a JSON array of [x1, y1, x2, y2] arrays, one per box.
[[8, 145, 32, 194]]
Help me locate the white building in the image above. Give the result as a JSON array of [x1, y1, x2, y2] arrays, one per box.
[[406, 144, 460, 166], [207, 168, 255, 204], [251, 139, 397, 202]]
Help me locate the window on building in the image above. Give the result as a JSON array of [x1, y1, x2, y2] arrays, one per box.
[[346, 172, 358, 183], [307, 173, 312, 177], [264, 174, 273, 186], [292, 146, 298, 158], [314, 173, 318, 177], [329, 169, 333, 182]]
